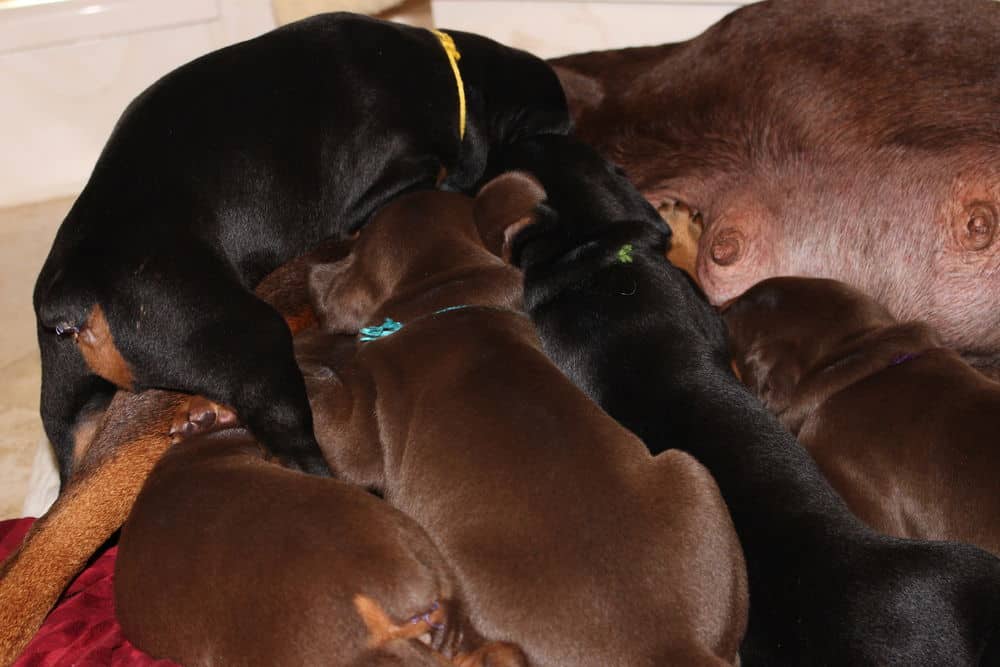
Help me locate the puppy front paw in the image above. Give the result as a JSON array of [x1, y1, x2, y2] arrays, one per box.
[[169, 396, 239, 443], [454, 642, 529, 667]]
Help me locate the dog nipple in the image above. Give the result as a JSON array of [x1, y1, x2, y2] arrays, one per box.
[[710, 228, 744, 266]]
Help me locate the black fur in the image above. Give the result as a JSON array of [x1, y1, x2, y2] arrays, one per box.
[[34, 13, 571, 481], [513, 142, 1000, 665]]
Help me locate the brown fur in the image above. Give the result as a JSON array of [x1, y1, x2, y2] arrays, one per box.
[[115, 422, 521, 666], [0, 390, 185, 665], [253, 237, 355, 335], [0, 243, 336, 664], [306, 185, 748, 667], [725, 276, 1000, 556], [69, 406, 105, 469], [661, 201, 702, 277], [551, 0, 1000, 374], [76, 304, 134, 389]]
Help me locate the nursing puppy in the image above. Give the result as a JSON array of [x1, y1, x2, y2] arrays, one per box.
[[724, 276, 1000, 556], [306, 175, 748, 666], [116, 393, 526, 667], [506, 145, 1000, 664], [33, 12, 572, 484]]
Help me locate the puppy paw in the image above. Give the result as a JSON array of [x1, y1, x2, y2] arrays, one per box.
[[169, 396, 238, 443], [354, 595, 446, 648], [454, 642, 529, 667]]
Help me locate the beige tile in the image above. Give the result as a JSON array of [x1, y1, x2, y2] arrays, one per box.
[[0, 196, 71, 519], [0, 197, 71, 365], [0, 405, 43, 520]]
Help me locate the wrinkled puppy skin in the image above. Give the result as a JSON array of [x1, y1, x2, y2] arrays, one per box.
[[724, 276, 1000, 557], [304, 179, 746, 667], [116, 419, 502, 666]]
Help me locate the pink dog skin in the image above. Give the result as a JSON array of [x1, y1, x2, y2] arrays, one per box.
[[551, 0, 1000, 377]]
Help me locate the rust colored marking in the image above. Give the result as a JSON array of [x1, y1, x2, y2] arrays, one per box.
[[661, 201, 703, 279], [284, 307, 317, 335], [454, 642, 528, 667], [353, 595, 445, 648], [730, 358, 743, 383], [435, 165, 449, 187], [70, 409, 104, 469], [76, 305, 134, 390]]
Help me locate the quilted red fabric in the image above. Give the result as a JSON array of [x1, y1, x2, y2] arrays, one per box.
[[1, 518, 178, 667]]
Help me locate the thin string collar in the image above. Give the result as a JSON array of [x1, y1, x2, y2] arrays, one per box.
[[357, 304, 524, 343]]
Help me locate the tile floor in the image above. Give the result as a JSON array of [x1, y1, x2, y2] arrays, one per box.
[[0, 196, 72, 519]]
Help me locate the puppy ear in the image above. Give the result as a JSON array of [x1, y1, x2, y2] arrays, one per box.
[[473, 171, 547, 262], [308, 256, 360, 332]]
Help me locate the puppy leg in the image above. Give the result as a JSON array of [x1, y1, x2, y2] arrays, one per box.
[[0, 390, 185, 665], [163, 295, 328, 476], [100, 257, 330, 476], [37, 324, 117, 486]]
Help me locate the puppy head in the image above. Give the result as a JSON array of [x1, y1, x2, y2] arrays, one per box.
[[308, 191, 474, 333], [722, 276, 897, 413], [493, 135, 670, 272], [309, 177, 545, 333], [472, 171, 547, 262]]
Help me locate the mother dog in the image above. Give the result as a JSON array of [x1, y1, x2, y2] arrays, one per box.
[[33, 12, 571, 482], [553, 0, 1000, 376]]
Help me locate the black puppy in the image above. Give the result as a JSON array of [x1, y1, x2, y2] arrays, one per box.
[[33, 13, 572, 481], [507, 144, 1000, 664]]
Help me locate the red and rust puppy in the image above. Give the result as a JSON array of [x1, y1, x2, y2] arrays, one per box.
[[115, 395, 526, 667], [305, 177, 748, 667], [724, 276, 1000, 556]]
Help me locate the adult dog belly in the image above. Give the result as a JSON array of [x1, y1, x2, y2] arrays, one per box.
[[551, 0, 1000, 370]]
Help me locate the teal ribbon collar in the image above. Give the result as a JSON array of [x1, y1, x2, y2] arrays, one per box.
[[358, 318, 404, 342], [357, 305, 477, 343]]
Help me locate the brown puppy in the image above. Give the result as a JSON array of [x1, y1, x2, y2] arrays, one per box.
[[306, 181, 748, 667], [724, 276, 1000, 556], [115, 394, 525, 667]]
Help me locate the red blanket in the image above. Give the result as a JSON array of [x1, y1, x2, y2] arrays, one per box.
[[1, 518, 178, 667]]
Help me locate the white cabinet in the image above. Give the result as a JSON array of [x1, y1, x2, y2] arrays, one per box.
[[0, 0, 756, 207], [0, 0, 275, 207]]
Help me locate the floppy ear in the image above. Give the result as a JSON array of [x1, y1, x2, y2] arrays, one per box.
[[473, 171, 547, 262], [308, 255, 366, 332]]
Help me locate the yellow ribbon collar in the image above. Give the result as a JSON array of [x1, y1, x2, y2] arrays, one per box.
[[431, 29, 467, 141]]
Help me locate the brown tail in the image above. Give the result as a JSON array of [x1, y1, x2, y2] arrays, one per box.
[[0, 390, 185, 665]]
